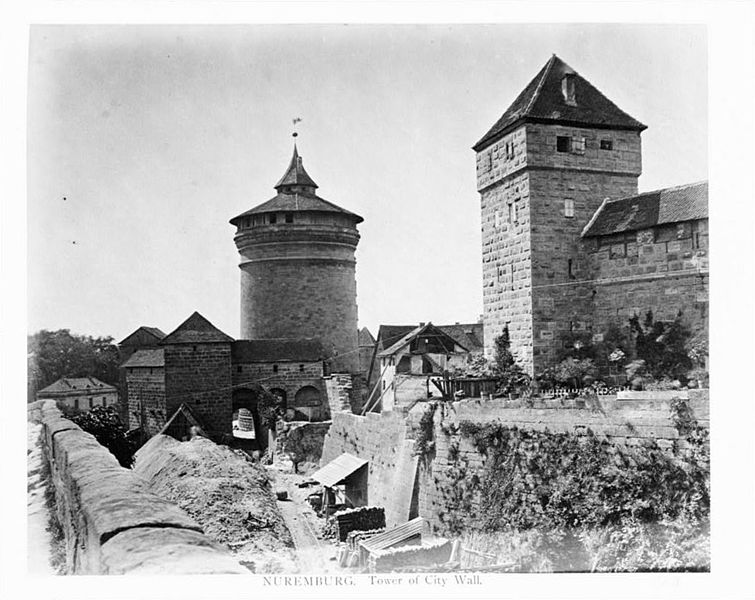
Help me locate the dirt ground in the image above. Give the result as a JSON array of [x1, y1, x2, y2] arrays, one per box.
[[266, 463, 342, 573]]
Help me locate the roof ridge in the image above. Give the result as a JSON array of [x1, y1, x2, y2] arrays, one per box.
[[607, 180, 708, 204], [523, 54, 556, 116]]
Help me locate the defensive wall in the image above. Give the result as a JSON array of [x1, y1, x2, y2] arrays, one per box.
[[28, 400, 246, 575], [321, 411, 419, 528], [323, 391, 709, 533]]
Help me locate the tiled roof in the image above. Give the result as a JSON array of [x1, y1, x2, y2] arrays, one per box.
[[473, 54, 646, 151], [438, 323, 485, 353], [161, 312, 234, 345], [274, 145, 319, 190], [581, 181, 708, 237], [37, 377, 116, 395], [230, 191, 363, 225], [231, 338, 325, 363], [119, 326, 166, 346], [358, 327, 376, 347], [379, 322, 469, 358], [121, 348, 165, 368], [376, 323, 483, 353]]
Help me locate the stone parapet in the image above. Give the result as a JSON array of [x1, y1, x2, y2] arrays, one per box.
[[28, 400, 246, 575]]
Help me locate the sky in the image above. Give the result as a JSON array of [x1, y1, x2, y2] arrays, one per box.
[[26, 24, 708, 341]]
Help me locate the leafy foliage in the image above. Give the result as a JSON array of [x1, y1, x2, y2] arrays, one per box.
[[66, 404, 139, 467], [444, 420, 709, 535], [413, 402, 437, 459], [628, 310, 692, 382], [255, 386, 286, 429], [491, 327, 531, 395], [28, 329, 121, 402]]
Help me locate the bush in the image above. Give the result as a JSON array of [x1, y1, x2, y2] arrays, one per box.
[[66, 404, 139, 467], [628, 310, 692, 382], [492, 327, 531, 396], [552, 358, 598, 388]]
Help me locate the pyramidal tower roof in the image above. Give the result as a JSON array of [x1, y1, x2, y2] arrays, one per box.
[[473, 55, 647, 151], [161, 311, 234, 344], [274, 144, 318, 191]]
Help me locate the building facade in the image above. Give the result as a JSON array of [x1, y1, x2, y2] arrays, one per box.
[[37, 377, 118, 412], [475, 55, 707, 376]]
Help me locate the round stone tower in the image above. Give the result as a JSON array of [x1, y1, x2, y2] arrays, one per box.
[[230, 145, 363, 374]]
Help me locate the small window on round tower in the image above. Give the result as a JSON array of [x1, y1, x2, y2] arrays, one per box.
[[269, 214, 277, 224], [285, 212, 294, 223]]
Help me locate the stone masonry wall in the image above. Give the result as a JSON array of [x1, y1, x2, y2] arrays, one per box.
[[477, 123, 642, 375], [585, 220, 709, 338], [125, 366, 165, 436], [27, 400, 246, 575], [234, 360, 327, 420], [414, 393, 709, 533], [164, 343, 232, 436], [240, 258, 359, 374], [321, 411, 419, 528]]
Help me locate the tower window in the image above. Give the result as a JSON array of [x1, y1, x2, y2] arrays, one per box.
[[273, 364, 279, 373], [557, 136, 571, 152], [487, 152, 494, 171], [494, 210, 501, 229], [568, 258, 575, 279], [564, 198, 575, 218], [600, 139, 613, 150], [237, 365, 242, 373], [507, 202, 514, 224], [285, 212, 294, 223], [299, 364, 304, 372], [269, 214, 277, 224], [572, 137, 586, 154]]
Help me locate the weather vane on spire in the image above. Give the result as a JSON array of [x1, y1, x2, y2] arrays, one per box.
[[292, 117, 302, 138]]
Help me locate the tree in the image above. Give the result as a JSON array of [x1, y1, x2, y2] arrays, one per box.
[[492, 326, 530, 395], [628, 311, 692, 382], [28, 329, 121, 402], [65, 404, 138, 467]]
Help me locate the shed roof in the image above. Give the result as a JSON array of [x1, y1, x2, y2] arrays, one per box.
[[581, 181, 708, 237], [310, 453, 368, 488], [359, 517, 425, 553], [121, 348, 165, 368], [231, 339, 325, 363], [473, 54, 646, 151]]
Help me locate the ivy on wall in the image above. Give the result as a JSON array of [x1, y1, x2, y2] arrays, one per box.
[[434, 404, 709, 538]]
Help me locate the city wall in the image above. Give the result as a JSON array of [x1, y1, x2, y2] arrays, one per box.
[[28, 400, 246, 575], [323, 391, 709, 533]]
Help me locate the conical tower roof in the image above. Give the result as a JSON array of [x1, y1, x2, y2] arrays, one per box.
[[473, 55, 646, 151], [274, 145, 318, 191]]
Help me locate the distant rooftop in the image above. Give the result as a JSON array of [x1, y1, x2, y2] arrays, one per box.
[[37, 377, 116, 396]]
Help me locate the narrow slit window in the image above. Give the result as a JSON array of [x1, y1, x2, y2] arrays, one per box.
[[273, 364, 279, 373], [568, 259, 575, 279], [564, 198, 575, 218]]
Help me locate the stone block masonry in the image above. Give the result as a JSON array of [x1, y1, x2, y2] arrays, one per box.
[[416, 392, 709, 533], [321, 411, 419, 528], [28, 400, 246, 575], [164, 342, 232, 436]]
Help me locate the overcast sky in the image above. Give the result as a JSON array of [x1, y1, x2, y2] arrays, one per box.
[[27, 24, 707, 341]]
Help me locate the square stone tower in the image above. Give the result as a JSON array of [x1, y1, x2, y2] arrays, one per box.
[[473, 55, 646, 375]]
